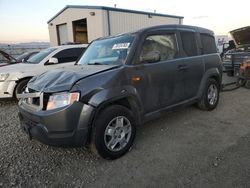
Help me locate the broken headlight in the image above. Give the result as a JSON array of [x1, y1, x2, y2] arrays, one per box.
[[46, 92, 80, 110]]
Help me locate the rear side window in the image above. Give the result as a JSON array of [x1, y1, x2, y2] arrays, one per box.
[[200, 34, 217, 54], [140, 34, 178, 62], [53, 48, 85, 63], [180, 32, 198, 57]]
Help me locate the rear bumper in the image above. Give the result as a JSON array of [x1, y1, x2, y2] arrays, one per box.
[[18, 101, 95, 147]]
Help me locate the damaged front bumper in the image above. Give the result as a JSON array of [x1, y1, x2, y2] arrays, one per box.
[[17, 92, 95, 147]]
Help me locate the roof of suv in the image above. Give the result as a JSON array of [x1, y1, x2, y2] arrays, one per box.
[[95, 24, 214, 41], [136, 24, 214, 35]]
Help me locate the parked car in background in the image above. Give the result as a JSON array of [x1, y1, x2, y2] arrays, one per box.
[[0, 50, 17, 67], [18, 25, 222, 160], [0, 50, 39, 67], [0, 44, 87, 99], [223, 26, 250, 76], [16, 51, 39, 63]]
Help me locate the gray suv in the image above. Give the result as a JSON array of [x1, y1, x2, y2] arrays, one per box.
[[18, 25, 222, 159]]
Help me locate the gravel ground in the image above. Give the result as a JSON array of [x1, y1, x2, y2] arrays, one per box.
[[0, 78, 250, 187]]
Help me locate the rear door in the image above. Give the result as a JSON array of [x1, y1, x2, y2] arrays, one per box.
[[179, 31, 204, 99]]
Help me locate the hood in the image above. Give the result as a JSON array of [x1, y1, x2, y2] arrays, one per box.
[[28, 65, 120, 93], [0, 50, 17, 63], [230, 26, 250, 47], [0, 63, 35, 74]]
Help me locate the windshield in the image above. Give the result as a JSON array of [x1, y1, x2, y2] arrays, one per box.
[[27, 48, 56, 64], [78, 34, 135, 65], [16, 52, 30, 62]]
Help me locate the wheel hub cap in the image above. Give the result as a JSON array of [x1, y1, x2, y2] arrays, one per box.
[[104, 116, 132, 152], [207, 84, 218, 105]]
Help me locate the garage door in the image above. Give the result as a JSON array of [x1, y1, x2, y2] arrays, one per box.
[[57, 23, 68, 45]]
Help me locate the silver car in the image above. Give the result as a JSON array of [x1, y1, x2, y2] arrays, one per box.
[[0, 44, 87, 99]]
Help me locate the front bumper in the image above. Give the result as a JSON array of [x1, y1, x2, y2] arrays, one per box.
[[18, 101, 95, 147], [0, 80, 16, 98]]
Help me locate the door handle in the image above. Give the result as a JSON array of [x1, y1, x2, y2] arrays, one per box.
[[178, 64, 189, 71]]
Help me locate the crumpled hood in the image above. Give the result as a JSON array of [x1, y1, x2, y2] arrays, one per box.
[[230, 26, 250, 46], [28, 65, 119, 93]]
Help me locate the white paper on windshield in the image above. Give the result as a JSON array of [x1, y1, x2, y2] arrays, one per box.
[[112, 43, 130, 50]]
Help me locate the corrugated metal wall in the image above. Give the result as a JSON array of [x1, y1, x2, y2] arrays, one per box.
[[48, 8, 182, 46], [108, 11, 181, 36]]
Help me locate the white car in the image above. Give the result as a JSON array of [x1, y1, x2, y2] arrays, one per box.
[[0, 44, 87, 99]]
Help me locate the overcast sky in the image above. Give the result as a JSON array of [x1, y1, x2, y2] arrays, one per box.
[[0, 0, 249, 43]]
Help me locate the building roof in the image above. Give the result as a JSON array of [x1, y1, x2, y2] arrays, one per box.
[[47, 5, 184, 23]]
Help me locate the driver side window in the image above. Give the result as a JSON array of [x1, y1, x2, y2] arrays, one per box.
[[140, 34, 178, 63]]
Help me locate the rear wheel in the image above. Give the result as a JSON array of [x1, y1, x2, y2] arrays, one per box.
[[197, 78, 220, 111], [91, 105, 136, 160], [15, 79, 29, 98]]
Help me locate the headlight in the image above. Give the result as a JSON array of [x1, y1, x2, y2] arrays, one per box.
[[0, 73, 9, 81], [46, 92, 80, 110]]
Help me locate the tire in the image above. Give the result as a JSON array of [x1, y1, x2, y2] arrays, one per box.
[[15, 79, 30, 98], [91, 105, 136, 160], [197, 78, 220, 111], [245, 80, 250, 89]]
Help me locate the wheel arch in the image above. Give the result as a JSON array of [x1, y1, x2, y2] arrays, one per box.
[[14, 76, 33, 97], [197, 68, 222, 99], [93, 95, 142, 126]]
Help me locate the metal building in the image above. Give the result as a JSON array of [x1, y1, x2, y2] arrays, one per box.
[[47, 5, 184, 46]]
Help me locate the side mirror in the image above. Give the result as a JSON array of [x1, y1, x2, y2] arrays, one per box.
[[48, 57, 59, 65], [140, 51, 161, 64]]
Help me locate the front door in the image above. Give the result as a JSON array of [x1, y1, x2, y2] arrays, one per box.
[[131, 33, 186, 114]]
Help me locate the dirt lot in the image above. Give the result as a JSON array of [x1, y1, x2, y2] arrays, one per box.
[[0, 80, 250, 187]]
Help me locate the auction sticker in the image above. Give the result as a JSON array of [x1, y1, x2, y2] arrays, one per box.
[[112, 43, 130, 50]]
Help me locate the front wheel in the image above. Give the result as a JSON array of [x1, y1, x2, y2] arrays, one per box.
[[197, 78, 220, 111], [91, 105, 136, 160], [15, 79, 30, 98]]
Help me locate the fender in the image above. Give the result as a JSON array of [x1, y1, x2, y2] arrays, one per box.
[[197, 68, 221, 99], [82, 86, 143, 124]]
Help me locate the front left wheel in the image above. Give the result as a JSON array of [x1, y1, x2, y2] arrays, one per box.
[[91, 105, 136, 160]]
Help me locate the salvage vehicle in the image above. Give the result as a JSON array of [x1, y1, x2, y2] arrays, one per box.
[[0, 44, 87, 99], [18, 25, 222, 159], [0, 50, 39, 67], [223, 26, 250, 76], [0, 50, 17, 67]]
